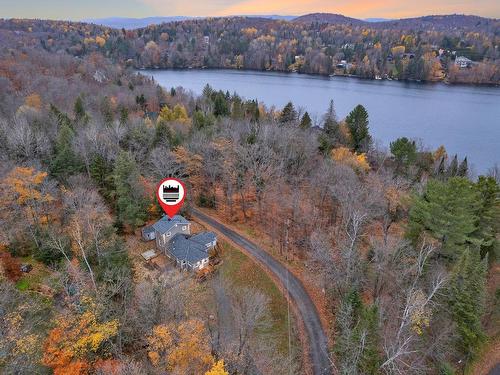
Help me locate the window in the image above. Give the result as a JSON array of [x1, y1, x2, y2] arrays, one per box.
[[182, 226, 187, 231], [166, 232, 171, 237]]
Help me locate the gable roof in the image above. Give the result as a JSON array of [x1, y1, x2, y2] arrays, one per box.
[[190, 232, 216, 247], [152, 215, 190, 234], [170, 234, 209, 265]]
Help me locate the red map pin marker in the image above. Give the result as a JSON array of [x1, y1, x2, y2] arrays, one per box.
[[156, 178, 186, 218]]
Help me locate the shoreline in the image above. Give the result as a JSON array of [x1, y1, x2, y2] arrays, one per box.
[[134, 66, 500, 88]]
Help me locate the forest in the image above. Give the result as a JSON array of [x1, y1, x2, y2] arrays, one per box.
[[0, 14, 499, 84], [0, 18, 499, 375]]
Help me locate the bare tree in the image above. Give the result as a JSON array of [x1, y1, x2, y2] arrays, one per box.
[[380, 241, 447, 374]]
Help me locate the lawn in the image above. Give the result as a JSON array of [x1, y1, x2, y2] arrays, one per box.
[[218, 241, 301, 359]]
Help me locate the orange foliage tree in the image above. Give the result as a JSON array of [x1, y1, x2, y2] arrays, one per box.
[[42, 297, 119, 375], [331, 147, 370, 173], [1, 167, 54, 248], [147, 319, 214, 374]]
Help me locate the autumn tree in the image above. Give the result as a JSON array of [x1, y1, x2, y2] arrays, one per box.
[[205, 360, 229, 375], [1, 167, 54, 250], [42, 296, 119, 375], [147, 320, 214, 374], [331, 147, 370, 173]]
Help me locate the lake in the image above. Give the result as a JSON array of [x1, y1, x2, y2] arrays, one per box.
[[142, 69, 500, 173]]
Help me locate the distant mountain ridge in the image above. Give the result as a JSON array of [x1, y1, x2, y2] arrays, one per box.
[[293, 13, 365, 25], [86, 15, 295, 29], [87, 13, 498, 31], [293, 13, 498, 31]]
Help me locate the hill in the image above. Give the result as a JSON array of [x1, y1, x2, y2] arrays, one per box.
[[293, 12, 365, 25], [293, 12, 498, 32], [0, 15, 498, 84], [85, 16, 195, 29], [380, 14, 499, 32], [87, 14, 295, 29]]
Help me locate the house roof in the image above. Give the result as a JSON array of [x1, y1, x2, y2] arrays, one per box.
[[190, 232, 217, 246], [152, 215, 190, 234], [142, 225, 155, 234], [170, 234, 209, 265]]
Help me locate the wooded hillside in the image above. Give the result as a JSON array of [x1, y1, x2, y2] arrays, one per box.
[[0, 22, 499, 375]]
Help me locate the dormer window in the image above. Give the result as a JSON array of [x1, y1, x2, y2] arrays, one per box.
[[182, 226, 187, 230], [166, 232, 171, 237]]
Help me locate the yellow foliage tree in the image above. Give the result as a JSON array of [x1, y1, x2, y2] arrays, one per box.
[[95, 36, 106, 47], [331, 147, 370, 173], [433, 145, 447, 162], [205, 360, 229, 375], [2, 167, 53, 227], [147, 320, 214, 374], [24, 93, 42, 109], [173, 104, 189, 122], [158, 104, 189, 123], [391, 45, 406, 56], [42, 297, 119, 375]]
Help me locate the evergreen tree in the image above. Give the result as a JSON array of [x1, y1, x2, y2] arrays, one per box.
[[119, 105, 129, 125], [135, 94, 147, 112], [90, 154, 114, 198], [407, 177, 481, 258], [113, 151, 148, 228], [202, 84, 213, 99], [436, 156, 446, 180], [335, 289, 381, 374], [231, 94, 244, 120], [390, 137, 417, 171], [323, 99, 337, 125], [101, 96, 114, 125], [473, 176, 500, 259], [448, 249, 487, 358], [213, 91, 229, 117], [49, 122, 83, 179], [50, 104, 72, 129], [279, 102, 297, 124], [447, 154, 458, 178], [73, 96, 88, 124], [358, 305, 381, 374], [457, 157, 468, 177], [245, 99, 260, 123], [193, 110, 215, 130], [299, 111, 312, 129], [346, 104, 371, 152], [153, 121, 173, 147], [320, 100, 341, 151]]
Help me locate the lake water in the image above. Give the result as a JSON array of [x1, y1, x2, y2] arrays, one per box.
[[143, 69, 500, 173]]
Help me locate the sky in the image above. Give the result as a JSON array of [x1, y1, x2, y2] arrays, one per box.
[[1, 0, 498, 20]]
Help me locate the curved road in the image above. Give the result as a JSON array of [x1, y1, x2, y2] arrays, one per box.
[[192, 208, 331, 375]]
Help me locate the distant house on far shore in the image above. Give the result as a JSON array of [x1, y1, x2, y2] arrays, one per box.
[[455, 56, 473, 68], [142, 215, 216, 271]]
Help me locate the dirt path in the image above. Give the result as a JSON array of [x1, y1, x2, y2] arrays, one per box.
[[191, 208, 331, 375]]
